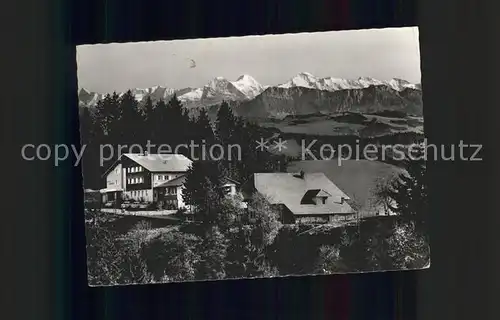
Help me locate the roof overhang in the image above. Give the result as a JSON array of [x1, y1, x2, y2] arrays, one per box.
[[99, 188, 123, 193]]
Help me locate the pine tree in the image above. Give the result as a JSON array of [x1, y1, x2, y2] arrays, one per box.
[[79, 107, 102, 188], [182, 161, 225, 224], [166, 94, 191, 148], [152, 99, 170, 146], [375, 145, 428, 231], [191, 108, 215, 159], [215, 101, 237, 145], [142, 96, 156, 143], [95, 92, 120, 139], [195, 109, 215, 142], [117, 90, 143, 145]]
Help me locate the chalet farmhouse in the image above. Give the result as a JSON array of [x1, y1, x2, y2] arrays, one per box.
[[100, 153, 239, 211], [242, 172, 355, 224], [101, 153, 192, 204], [153, 175, 240, 210]]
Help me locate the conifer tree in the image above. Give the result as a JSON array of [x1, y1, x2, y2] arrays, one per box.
[[215, 101, 237, 145], [182, 161, 225, 224], [152, 99, 170, 146], [166, 94, 190, 147], [79, 107, 102, 188], [191, 108, 215, 159], [142, 96, 156, 143], [375, 146, 428, 231], [195, 109, 215, 143], [118, 90, 143, 145], [95, 92, 120, 140]]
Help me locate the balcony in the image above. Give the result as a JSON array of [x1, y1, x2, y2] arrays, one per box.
[[164, 194, 177, 201]]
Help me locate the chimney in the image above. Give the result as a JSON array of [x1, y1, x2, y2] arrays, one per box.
[[294, 170, 305, 179]]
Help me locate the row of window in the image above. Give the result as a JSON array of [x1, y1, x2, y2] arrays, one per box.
[[127, 166, 143, 173], [156, 174, 171, 181], [128, 177, 144, 184], [131, 190, 147, 197], [167, 187, 177, 195]]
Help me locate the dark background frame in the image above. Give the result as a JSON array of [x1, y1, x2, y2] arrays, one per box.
[[6, 0, 497, 319]]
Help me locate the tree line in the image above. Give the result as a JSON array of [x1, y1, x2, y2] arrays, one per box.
[[79, 90, 288, 189]]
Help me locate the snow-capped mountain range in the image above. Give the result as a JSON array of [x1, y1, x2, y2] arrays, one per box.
[[79, 74, 268, 108], [279, 72, 420, 92], [79, 72, 420, 109]]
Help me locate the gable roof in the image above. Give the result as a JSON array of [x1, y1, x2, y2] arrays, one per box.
[[102, 153, 192, 177], [155, 175, 187, 188], [251, 172, 354, 215], [124, 153, 192, 172], [301, 189, 332, 204]]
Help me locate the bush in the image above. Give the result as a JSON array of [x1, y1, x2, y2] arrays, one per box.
[[385, 222, 430, 269], [139, 227, 202, 282], [314, 245, 347, 274], [85, 210, 151, 286], [196, 226, 229, 280]]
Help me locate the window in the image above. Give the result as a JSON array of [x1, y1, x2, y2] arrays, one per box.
[[168, 187, 176, 194]]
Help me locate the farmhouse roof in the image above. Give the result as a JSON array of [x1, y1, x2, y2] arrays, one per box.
[[99, 187, 123, 193], [124, 153, 192, 172], [251, 172, 354, 215], [102, 153, 192, 177], [155, 175, 187, 188], [301, 189, 332, 204]]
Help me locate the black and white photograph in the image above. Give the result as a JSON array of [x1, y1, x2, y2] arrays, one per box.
[[77, 26, 430, 287]]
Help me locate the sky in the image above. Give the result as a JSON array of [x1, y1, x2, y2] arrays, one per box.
[[77, 26, 420, 93]]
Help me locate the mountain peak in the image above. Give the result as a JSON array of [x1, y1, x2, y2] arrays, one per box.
[[297, 72, 315, 78], [232, 74, 264, 99], [278, 72, 318, 89], [236, 74, 254, 81]]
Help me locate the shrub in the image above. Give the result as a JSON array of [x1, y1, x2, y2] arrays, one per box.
[[139, 227, 202, 282], [85, 210, 151, 285], [385, 222, 430, 269], [314, 245, 347, 274], [196, 226, 229, 280]]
